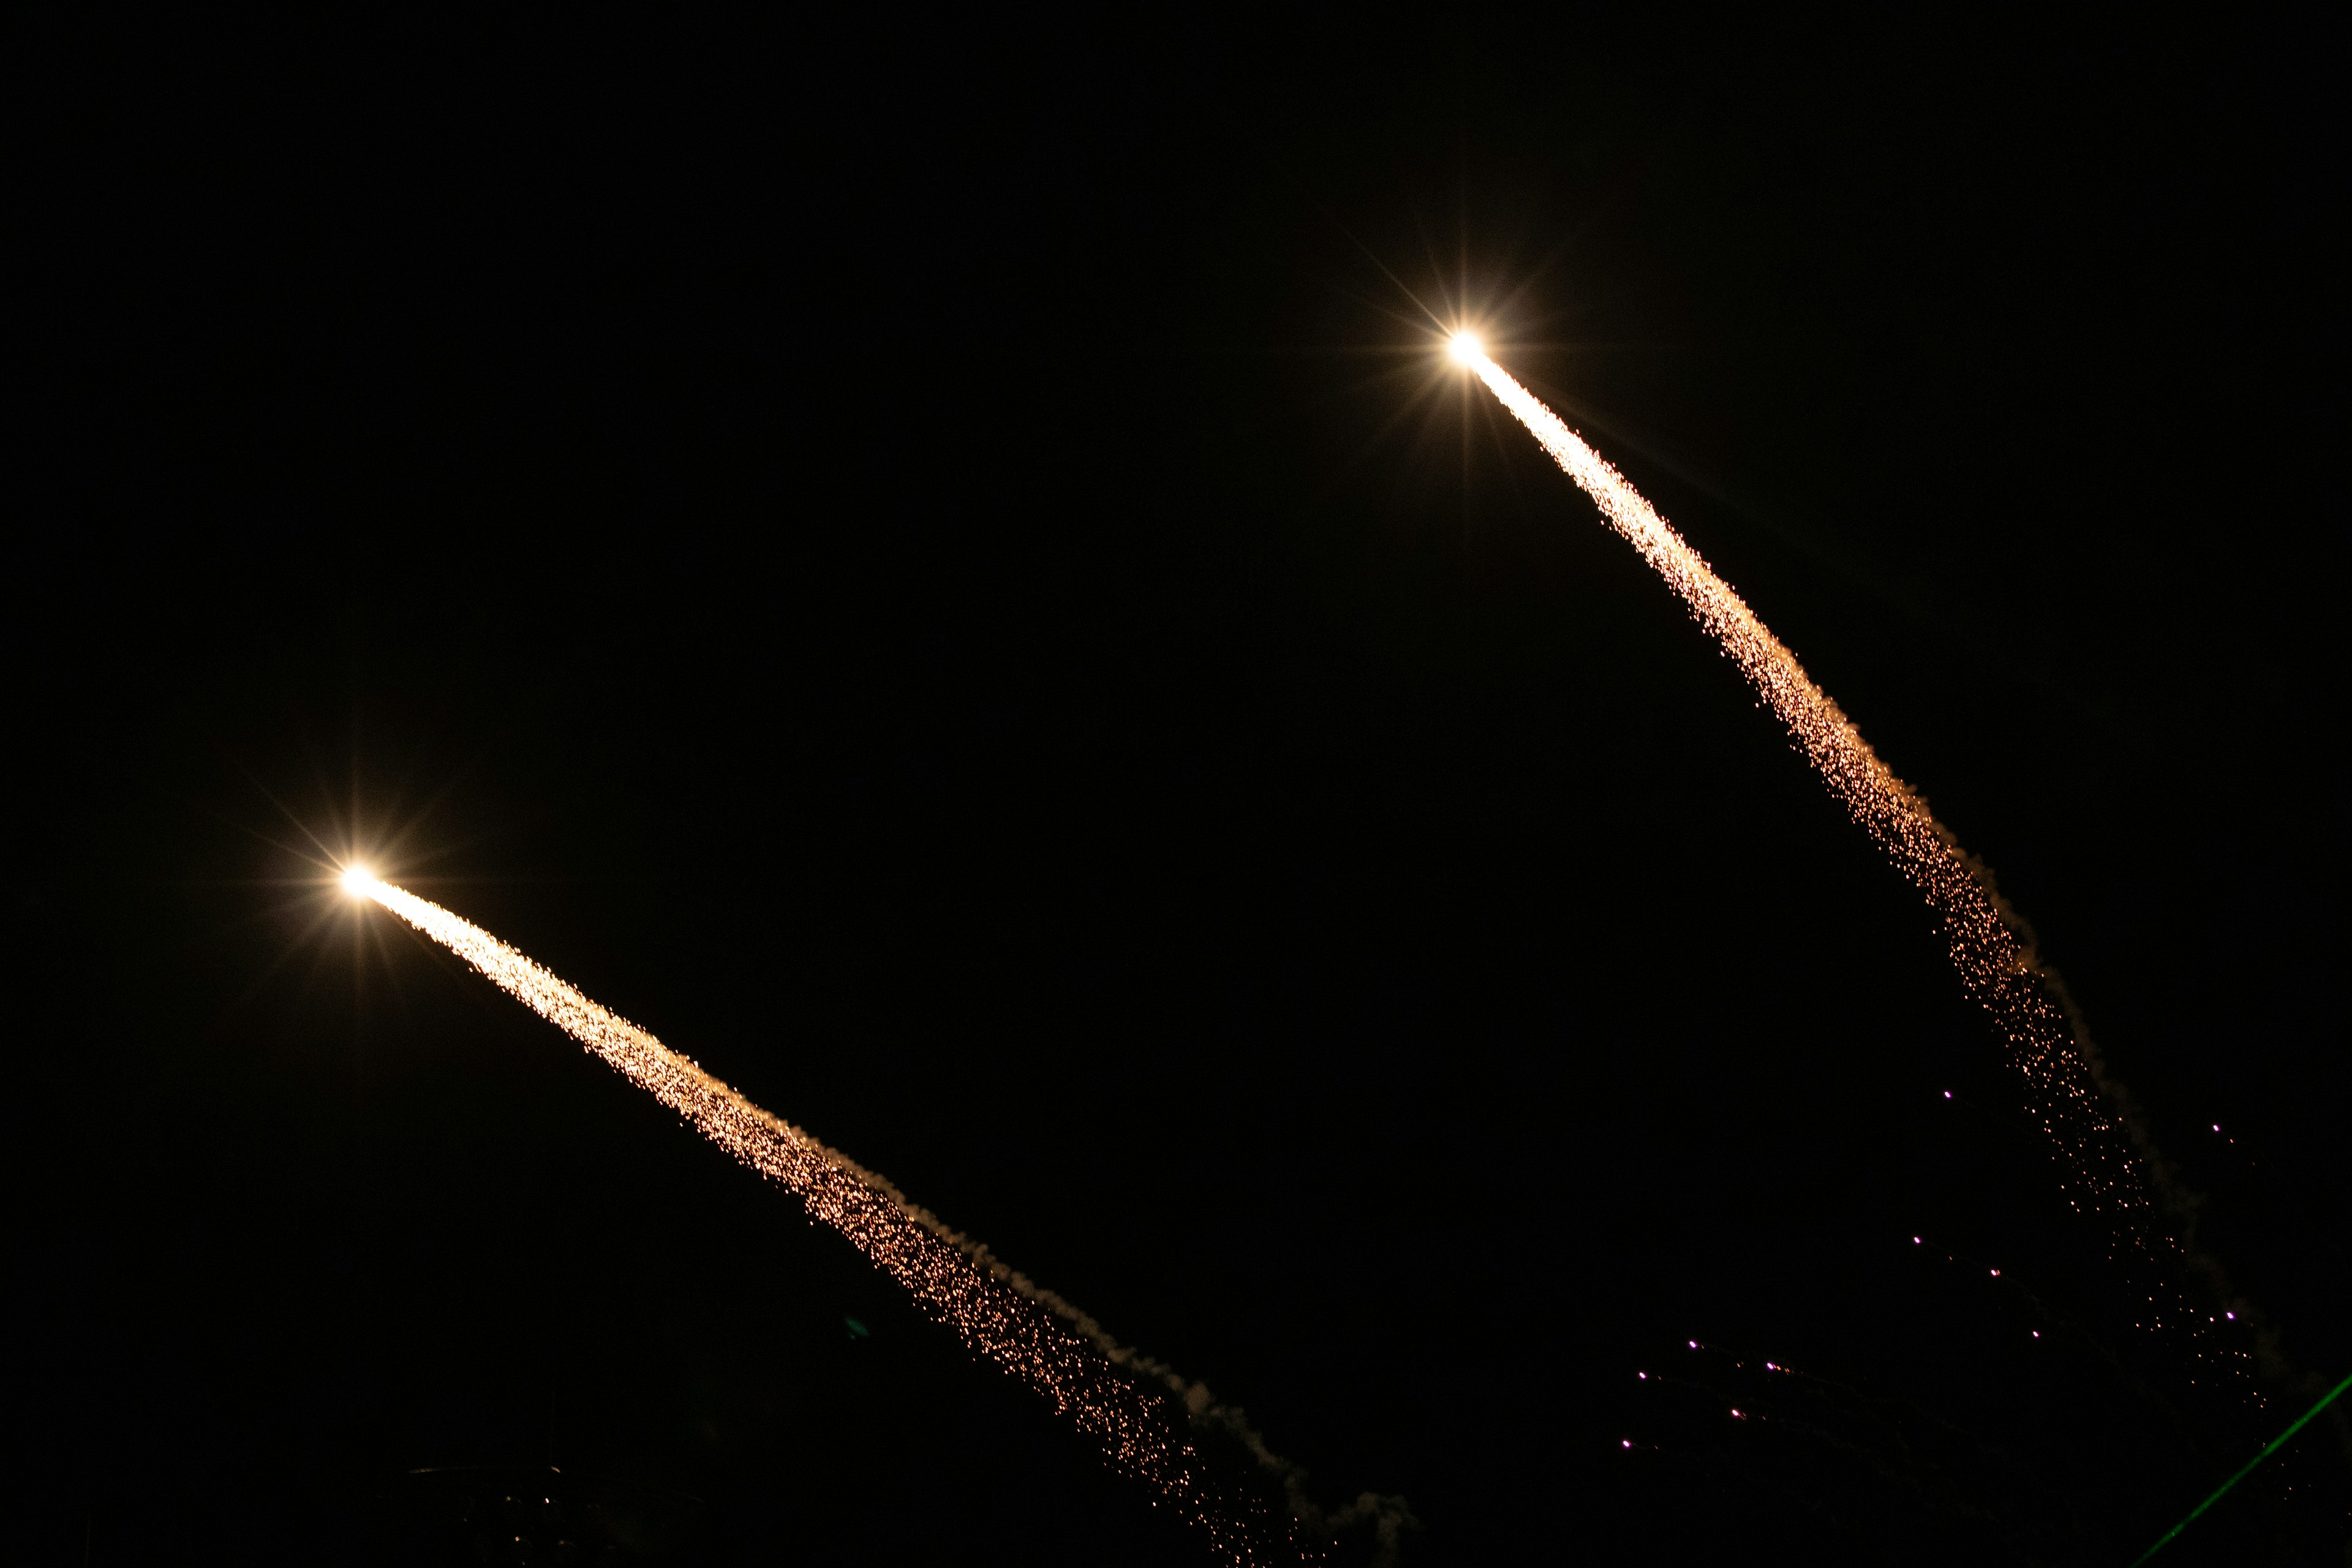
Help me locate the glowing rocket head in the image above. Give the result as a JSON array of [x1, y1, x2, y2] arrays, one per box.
[[340, 865, 377, 896], [1446, 331, 1484, 365]]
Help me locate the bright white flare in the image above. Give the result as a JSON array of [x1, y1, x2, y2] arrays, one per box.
[[339, 865, 376, 895], [350, 876, 1317, 1564], [1447, 331, 1483, 365]]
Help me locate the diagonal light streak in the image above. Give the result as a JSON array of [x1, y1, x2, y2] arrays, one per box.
[[2130, 1369, 2351, 1564]]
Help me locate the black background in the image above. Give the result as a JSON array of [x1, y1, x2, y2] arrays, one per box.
[[12, 12, 2348, 1564]]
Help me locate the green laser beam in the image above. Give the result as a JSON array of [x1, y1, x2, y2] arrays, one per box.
[[2130, 1368, 2352, 1565]]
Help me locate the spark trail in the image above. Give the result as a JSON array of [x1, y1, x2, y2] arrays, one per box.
[[351, 874, 1366, 1565], [1457, 342, 2213, 1349]]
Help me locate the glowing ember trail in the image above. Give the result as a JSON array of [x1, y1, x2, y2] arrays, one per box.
[[349, 873, 1352, 1565], [1458, 344, 2217, 1351]]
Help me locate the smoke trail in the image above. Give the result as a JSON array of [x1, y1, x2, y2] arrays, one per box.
[[352, 875, 1404, 1564], [1455, 345, 2230, 1366]]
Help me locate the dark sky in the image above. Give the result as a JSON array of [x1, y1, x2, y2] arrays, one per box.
[[13, 13, 2347, 1565]]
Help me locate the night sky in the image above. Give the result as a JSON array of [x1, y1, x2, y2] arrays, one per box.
[[14, 14, 2348, 1564]]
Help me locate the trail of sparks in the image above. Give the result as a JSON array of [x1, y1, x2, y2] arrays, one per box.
[[355, 876, 1316, 1565], [1461, 349, 2213, 1348]]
